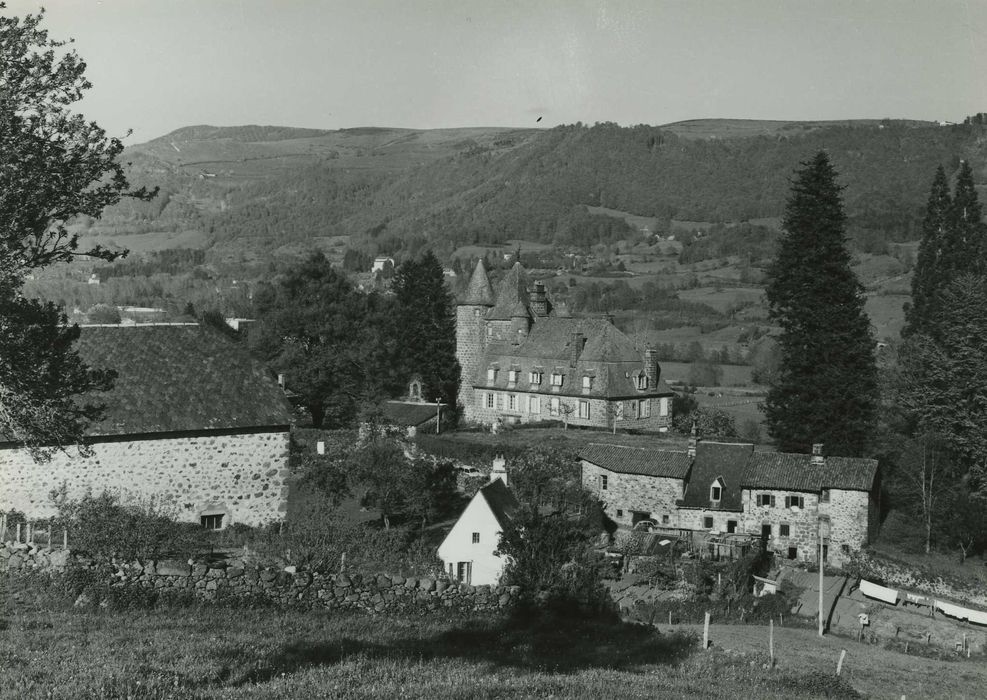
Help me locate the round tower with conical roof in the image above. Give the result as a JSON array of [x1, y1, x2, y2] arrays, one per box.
[[456, 259, 494, 419]]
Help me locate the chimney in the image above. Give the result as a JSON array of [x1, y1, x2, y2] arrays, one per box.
[[811, 443, 824, 466], [530, 281, 549, 316], [644, 345, 659, 388], [687, 420, 698, 459], [569, 332, 585, 367], [490, 454, 507, 486]]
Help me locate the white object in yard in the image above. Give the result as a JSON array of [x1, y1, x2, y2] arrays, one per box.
[[317, 441, 325, 455], [753, 575, 778, 597], [659, 539, 671, 546]]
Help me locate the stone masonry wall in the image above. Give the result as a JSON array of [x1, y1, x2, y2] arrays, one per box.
[[456, 305, 486, 419], [581, 461, 682, 526], [0, 543, 519, 615], [677, 508, 743, 533], [742, 488, 823, 561], [471, 391, 671, 431], [0, 431, 290, 527], [821, 489, 871, 567]]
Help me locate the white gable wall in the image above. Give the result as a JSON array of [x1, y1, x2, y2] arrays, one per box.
[[437, 490, 509, 586]]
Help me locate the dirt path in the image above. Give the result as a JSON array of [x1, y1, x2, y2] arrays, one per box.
[[664, 622, 986, 699]]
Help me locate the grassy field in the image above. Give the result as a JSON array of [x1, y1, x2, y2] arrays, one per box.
[[2, 574, 983, 699]]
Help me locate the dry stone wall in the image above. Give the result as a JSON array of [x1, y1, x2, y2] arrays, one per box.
[[0, 431, 290, 527], [0, 543, 519, 614]]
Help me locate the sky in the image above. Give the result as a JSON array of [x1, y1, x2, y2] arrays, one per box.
[[4, 0, 986, 142]]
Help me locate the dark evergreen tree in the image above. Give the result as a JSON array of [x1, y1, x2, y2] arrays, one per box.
[[763, 152, 877, 456], [391, 251, 460, 407], [941, 160, 986, 278], [903, 166, 951, 338]]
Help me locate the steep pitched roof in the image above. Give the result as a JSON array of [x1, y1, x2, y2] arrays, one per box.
[[579, 443, 691, 479], [74, 324, 292, 436], [460, 259, 494, 306], [743, 453, 877, 492], [486, 263, 532, 320], [478, 478, 521, 529], [680, 442, 753, 511]]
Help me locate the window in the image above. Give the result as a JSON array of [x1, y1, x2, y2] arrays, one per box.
[[507, 370, 519, 384], [727, 520, 737, 533], [640, 399, 651, 418], [785, 495, 805, 510], [495, 393, 504, 410], [820, 489, 831, 503], [757, 494, 776, 507], [529, 371, 542, 385], [600, 474, 608, 491], [472, 532, 480, 544], [485, 393, 494, 409], [455, 561, 472, 584], [486, 367, 498, 383], [508, 394, 517, 411], [779, 523, 790, 537], [616, 509, 623, 518], [201, 514, 224, 530], [661, 514, 670, 524], [582, 375, 593, 391], [636, 373, 648, 390], [710, 480, 723, 503], [578, 400, 590, 419], [703, 516, 714, 529], [529, 396, 540, 414], [550, 372, 564, 386], [841, 544, 850, 555], [549, 397, 560, 416], [761, 523, 772, 538], [486, 326, 492, 338], [787, 547, 798, 560], [659, 397, 668, 417]]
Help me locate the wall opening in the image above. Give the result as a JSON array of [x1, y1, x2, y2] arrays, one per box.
[[201, 513, 224, 530]]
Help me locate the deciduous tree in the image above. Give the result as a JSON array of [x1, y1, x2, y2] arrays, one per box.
[[763, 153, 877, 456], [0, 6, 153, 455]]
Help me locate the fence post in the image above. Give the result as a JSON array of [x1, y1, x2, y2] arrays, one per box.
[[769, 618, 774, 667], [668, 610, 672, 626], [16, 522, 21, 543], [836, 648, 847, 676], [63, 529, 68, 550], [0, 513, 5, 542], [703, 611, 711, 650], [26, 521, 32, 545]]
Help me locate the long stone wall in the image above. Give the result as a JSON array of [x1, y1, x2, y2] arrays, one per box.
[[581, 461, 682, 527], [0, 543, 519, 614], [0, 431, 290, 527]]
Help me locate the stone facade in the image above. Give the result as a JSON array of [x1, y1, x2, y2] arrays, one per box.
[[742, 488, 824, 560], [581, 460, 682, 527], [469, 390, 672, 431], [455, 305, 487, 412], [0, 430, 290, 527], [677, 508, 743, 534]]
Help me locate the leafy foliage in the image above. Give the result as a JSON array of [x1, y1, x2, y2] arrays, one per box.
[[249, 252, 395, 427], [763, 153, 877, 456], [672, 406, 739, 440]]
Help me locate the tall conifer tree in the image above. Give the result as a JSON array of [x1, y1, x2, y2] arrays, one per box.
[[391, 251, 461, 407], [942, 160, 986, 277], [903, 166, 951, 338], [764, 152, 877, 456]]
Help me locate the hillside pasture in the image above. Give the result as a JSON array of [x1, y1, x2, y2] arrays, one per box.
[[659, 362, 755, 387], [864, 294, 907, 341], [678, 287, 765, 314]]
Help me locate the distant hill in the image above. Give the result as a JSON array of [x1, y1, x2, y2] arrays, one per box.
[[86, 119, 986, 264]]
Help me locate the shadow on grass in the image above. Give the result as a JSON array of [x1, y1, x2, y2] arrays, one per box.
[[225, 613, 698, 687]]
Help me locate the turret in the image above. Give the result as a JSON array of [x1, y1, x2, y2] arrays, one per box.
[[456, 260, 495, 420]]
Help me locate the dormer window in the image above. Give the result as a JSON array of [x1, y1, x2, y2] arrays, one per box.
[[486, 367, 498, 383], [582, 375, 593, 391], [550, 372, 564, 387], [529, 371, 542, 385], [636, 373, 648, 390], [507, 369, 519, 384], [710, 478, 724, 504]]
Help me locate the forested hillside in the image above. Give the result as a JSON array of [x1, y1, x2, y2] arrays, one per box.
[[81, 119, 987, 265]]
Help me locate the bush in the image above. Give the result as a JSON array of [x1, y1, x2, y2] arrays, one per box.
[[51, 490, 201, 560]]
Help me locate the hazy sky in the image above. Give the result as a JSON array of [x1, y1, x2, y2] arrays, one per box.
[[5, 1, 985, 142]]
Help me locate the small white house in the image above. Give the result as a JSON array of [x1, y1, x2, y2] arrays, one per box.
[[438, 457, 519, 585]]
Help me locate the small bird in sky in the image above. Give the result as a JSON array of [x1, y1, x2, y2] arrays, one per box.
[[536, 116, 542, 122]]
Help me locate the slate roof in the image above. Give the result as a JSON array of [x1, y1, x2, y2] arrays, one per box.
[[73, 324, 292, 437], [486, 263, 532, 320], [478, 478, 521, 529], [460, 258, 494, 306], [382, 401, 441, 427], [743, 453, 878, 492], [579, 443, 692, 479], [478, 316, 674, 399], [680, 442, 753, 511]]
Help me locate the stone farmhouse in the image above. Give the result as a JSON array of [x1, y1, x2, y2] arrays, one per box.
[[580, 435, 879, 567], [0, 324, 292, 529], [456, 260, 674, 431], [438, 457, 519, 585]]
